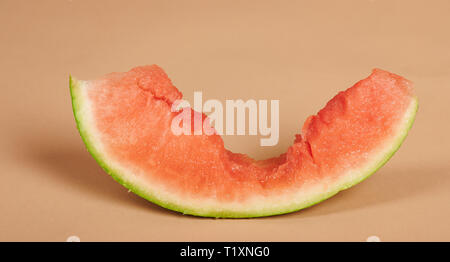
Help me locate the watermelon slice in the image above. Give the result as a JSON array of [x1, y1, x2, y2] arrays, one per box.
[[69, 66, 417, 218]]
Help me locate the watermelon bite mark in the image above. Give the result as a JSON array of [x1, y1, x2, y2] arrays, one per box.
[[70, 66, 418, 218]]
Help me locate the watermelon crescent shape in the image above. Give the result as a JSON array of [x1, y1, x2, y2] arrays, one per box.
[[70, 66, 417, 218]]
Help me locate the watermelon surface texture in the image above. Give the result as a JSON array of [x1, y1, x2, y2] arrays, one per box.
[[70, 66, 417, 218]]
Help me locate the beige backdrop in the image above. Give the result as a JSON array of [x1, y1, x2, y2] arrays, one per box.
[[1, 0, 449, 241]]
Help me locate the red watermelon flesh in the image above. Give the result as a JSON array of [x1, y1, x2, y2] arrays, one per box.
[[70, 66, 417, 217]]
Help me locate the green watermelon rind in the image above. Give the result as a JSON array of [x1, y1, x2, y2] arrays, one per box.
[[70, 76, 418, 218]]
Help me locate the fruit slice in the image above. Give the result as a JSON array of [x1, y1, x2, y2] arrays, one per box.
[[70, 66, 417, 218]]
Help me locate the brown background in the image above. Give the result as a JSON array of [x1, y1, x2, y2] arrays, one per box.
[[1, 0, 449, 241]]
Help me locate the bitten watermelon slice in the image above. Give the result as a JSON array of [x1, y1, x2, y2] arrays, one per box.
[[69, 66, 417, 218]]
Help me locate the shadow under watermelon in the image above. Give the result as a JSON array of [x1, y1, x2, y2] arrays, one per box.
[[20, 132, 447, 219], [23, 138, 174, 217], [277, 164, 449, 219]]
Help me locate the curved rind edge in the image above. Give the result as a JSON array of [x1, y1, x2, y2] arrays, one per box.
[[69, 76, 418, 218]]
